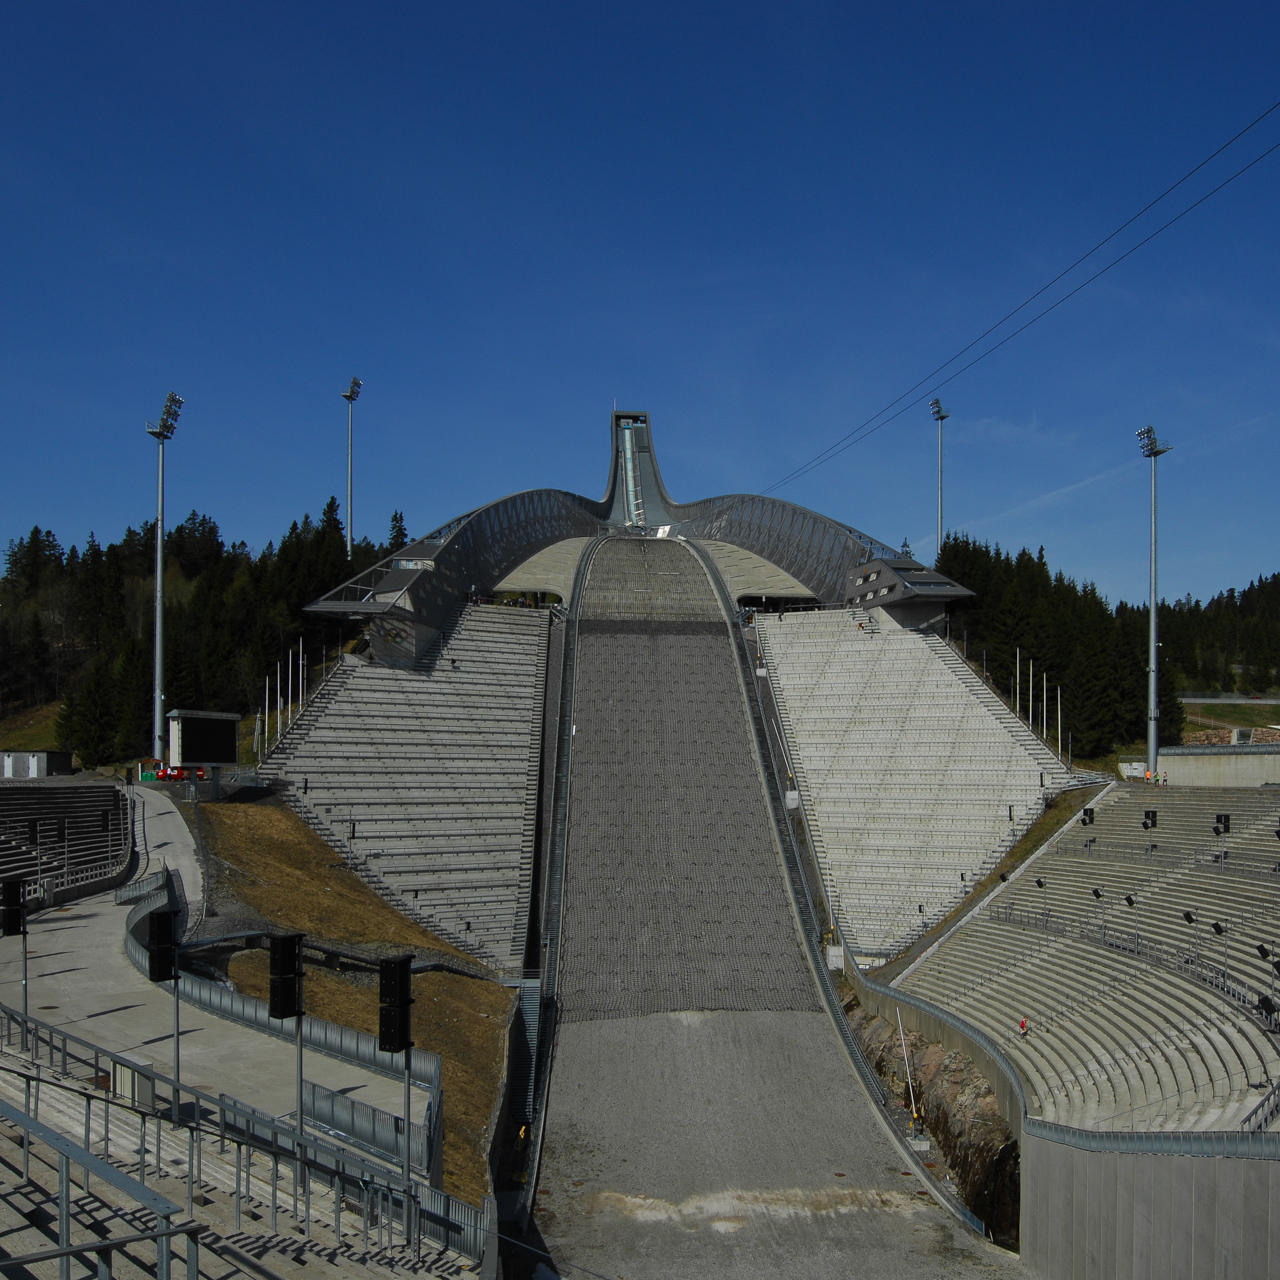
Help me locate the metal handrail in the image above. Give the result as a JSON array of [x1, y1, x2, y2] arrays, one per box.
[[852, 963, 1280, 1158], [513, 534, 605, 1226], [985, 906, 1279, 1032], [0, 1003, 485, 1261], [687, 541, 990, 1236], [121, 868, 443, 1093]]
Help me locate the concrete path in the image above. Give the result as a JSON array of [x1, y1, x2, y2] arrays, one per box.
[[0, 785, 410, 1120]]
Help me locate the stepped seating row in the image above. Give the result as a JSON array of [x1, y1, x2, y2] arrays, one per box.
[[907, 916, 1278, 1130], [261, 605, 549, 972], [0, 784, 130, 884], [758, 610, 1073, 957], [904, 782, 1280, 1132]]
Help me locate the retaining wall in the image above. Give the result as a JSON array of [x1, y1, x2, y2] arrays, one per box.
[[846, 957, 1280, 1277], [1160, 743, 1280, 787]]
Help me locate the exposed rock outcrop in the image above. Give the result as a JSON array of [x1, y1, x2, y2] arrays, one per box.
[[846, 998, 1020, 1249]]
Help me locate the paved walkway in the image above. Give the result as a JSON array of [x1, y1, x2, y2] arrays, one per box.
[[0, 785, 410, 1120]]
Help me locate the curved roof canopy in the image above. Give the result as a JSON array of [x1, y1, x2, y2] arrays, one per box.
[[307, 411, 970, 631]]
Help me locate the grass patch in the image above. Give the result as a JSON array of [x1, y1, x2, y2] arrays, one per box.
[[228, 950, 511, 1206], [1184, 702, 1280, 731], [0, 703, 63, 751], [872, 782, 1107, 982], [194, 800, 476, 959], [197, 797, 514, 1203]]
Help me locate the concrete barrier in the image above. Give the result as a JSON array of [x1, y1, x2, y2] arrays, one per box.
[[846, 957, 1280, 1277], [1160, 743, 1280, 787]]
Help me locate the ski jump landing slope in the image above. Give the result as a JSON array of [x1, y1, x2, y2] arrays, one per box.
[[535, 538, 1022, 1279]]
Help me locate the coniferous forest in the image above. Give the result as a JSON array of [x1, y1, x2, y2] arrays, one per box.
[[0, 503, 408, 767], [1, 514, 1276, 768], [937, 535, 1280, 759]]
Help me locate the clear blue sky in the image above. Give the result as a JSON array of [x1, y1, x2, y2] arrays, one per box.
[[3, 3, 1278, 606]]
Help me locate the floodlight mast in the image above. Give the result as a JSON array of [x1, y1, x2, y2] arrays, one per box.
[[1137, 425, 1171, 785], [930, 399, 949, 565], [342, 378, 362, 559], [146, 393, 183, 763]]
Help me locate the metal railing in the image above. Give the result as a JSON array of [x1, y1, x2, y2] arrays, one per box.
[[512, 534, 605, 1226], [0, 1003, 487, 1263], [683, 541, 991, 1237], [985, 906, 1280, 1033], [851, 948, 1280, 1158], [1242, 1077, 1280, 1134], [302, 1079, 432, 1177], [121, 867, 443, 1095], [0, 1091, 198, 1280]]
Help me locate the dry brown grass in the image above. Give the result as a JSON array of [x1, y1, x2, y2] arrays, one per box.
[[196, 801, 474, 960], [203, 799, 514, 1204], [229, 950, 511, 1205]]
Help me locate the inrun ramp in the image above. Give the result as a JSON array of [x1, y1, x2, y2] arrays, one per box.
[[536, 538, 1020, 1279]]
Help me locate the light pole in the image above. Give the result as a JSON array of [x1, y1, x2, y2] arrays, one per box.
[[146, 393, 183, 763], [342, 378, 363, 560], [1136, 425, 1171, 785], [930, 398, 949, 564]]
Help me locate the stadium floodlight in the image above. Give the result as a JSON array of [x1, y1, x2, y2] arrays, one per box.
[[341, 378, 363, 559], [1211, 921, 1225, 936], [1092, 887, 1103, 900], [930, 399, 949, 564], [146, 392, 184, 762], [1136, 425, 1172, 785]]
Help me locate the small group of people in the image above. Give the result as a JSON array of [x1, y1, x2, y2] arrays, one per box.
[[1145, 770, 1169, 786]]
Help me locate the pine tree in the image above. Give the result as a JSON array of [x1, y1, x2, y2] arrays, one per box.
[[75, 657, 117, 768], [388, 511, 408, 553]]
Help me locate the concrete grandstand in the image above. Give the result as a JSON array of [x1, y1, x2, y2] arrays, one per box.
[[244, 410, 1280, 1279]]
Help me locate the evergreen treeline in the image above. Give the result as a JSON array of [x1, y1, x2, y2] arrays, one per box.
[[937, 535, 1280, 759], [0, 502, 409, 767]]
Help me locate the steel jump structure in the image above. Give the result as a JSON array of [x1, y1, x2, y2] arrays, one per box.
[[287, 414, 1278, 1280], [308, 410, 973, 658]]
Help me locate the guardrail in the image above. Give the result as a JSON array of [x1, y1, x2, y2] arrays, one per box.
[[850, 947, 1280, 1160], [0, 1002, 487, 1264], [303, 1079, 433, 1179], [985, 905, 1280, 1033], [121, 867, 444, 1096], [0, 1088, 195, 1280], [687, 541, 991, 1238], [512, 534, 605, 1227]]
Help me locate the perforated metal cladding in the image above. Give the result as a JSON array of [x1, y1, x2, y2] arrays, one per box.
[[557, 539, 819, 1022]]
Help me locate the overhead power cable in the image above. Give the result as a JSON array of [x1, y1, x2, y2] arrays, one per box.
[[762, 97, 1280, 496]]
